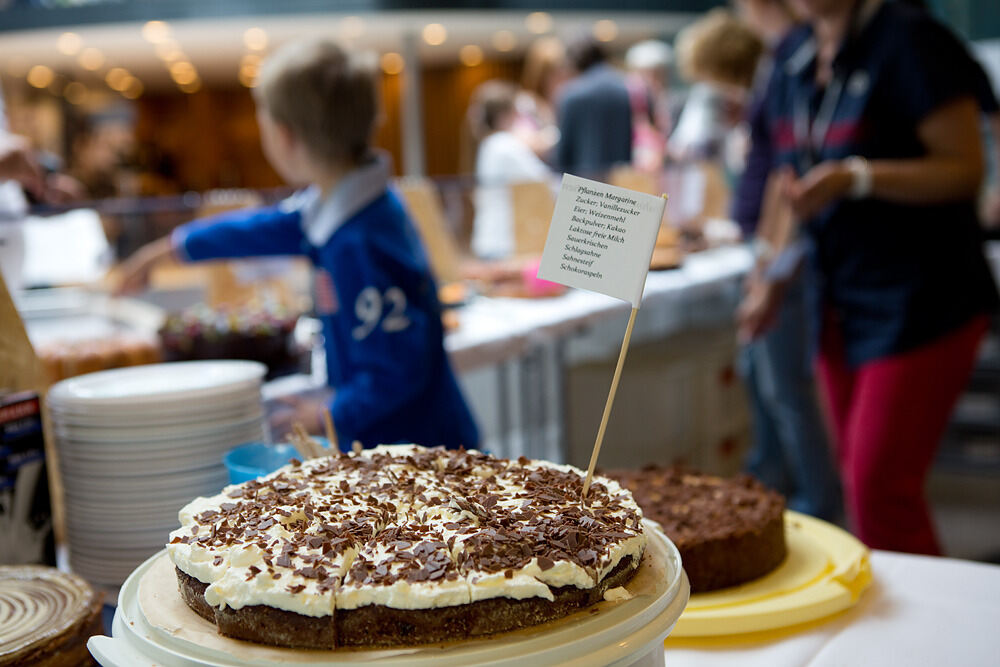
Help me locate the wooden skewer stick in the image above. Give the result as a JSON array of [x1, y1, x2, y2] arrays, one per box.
[[581, 307, 639, 500], [292, 422, 321, 459], [322, 406, 338, 453], [288, 430, 313, 461]]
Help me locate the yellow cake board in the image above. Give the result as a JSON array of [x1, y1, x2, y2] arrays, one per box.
[[667, 511, 871, 641]]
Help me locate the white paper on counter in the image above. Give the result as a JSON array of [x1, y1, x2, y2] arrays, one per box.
[[20, 209, 111, 287]]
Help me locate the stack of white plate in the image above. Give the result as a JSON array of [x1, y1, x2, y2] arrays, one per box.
[[48, 360, 268, 588]]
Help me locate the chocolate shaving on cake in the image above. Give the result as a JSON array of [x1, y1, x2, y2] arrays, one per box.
[[168, 445, 648, 647]]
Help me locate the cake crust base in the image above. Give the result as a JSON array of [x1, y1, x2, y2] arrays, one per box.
[[175, 555, 640, 649], [677, 513, 786, 592]]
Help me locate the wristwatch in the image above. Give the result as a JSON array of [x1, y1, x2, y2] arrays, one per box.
[[844, 156, 873, 199]]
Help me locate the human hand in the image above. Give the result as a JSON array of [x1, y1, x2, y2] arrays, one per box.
[[113, 237, 172, 295], [0, 135, 43, 197], [42, 172, 87, 204], [736, 274, 787, 343], [269, 396, 325, 441], [783, 161, 852, 221], [981, 186, 1000, 229]]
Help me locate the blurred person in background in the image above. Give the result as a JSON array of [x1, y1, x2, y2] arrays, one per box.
[[738, 0, 999, 554], [0, 129, 37, 295], [468, 80, 551, 260], [734, 0, 843, 521], [555, 34, 632, 177], [515, 36, 570, 161], [669, 9, 764, 166], [0, 87, 84, 294], [624, 39, 674, 173], [893, 0, 1000, 231]]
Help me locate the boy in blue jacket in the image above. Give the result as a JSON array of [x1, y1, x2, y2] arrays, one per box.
[[119, 40, 478, 451]]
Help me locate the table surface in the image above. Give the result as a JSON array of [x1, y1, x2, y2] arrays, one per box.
[[446, 245, 751, 371], [664, 550, 1000, 666]]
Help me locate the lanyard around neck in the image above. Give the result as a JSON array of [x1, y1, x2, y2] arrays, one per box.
[[793, 0, 870, 172], [793, 69, 846, 173]]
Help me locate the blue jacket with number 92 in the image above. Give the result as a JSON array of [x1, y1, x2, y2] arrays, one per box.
[[172, 156, 479, 450]]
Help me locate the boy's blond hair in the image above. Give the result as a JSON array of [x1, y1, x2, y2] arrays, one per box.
[[676, 9, 764, 90], [254, 40, 377, 167]]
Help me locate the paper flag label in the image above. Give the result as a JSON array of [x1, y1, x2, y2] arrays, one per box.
[[537, 174, 665, 307]]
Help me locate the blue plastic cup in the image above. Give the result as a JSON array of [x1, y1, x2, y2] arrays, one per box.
[[223, 438, 331, 484]]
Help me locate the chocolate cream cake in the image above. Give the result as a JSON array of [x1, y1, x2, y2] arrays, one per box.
[[606, 465, 786, 593], [0, 566, 103, 666], [167, 445, 646, 649]]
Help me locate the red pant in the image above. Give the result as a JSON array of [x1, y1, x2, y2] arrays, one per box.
[[817, 315, 988, 555]]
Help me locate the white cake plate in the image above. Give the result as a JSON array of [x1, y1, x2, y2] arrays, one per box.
[[89, 524, 689, 667]]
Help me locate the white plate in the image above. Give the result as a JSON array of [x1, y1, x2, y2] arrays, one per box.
[[62, 473, 229, 497], [69, 546, 165, 567], [53, 414, 265, 443], [48, 360, 266, 408], [56, 454, 226, 478], [62, 497, 193, 520], [62, 482, 228, 506], [55, 425, 265, 455], [49, 401, 264, 429], [67, 515, 180, 534], [61, 462, 228, 483], [67, 523, 178, 543], [48, 388, 263, 420]]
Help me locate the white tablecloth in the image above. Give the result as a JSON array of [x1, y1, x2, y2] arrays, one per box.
[[664, 551, 1000, 666], [446, 245, 751, 371]]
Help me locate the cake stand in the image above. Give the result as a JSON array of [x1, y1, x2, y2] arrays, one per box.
[[88, 523, 688, 667], [669, 511, 871, 640]]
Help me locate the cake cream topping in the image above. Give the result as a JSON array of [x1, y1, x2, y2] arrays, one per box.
[[168, 445, 645, 617]]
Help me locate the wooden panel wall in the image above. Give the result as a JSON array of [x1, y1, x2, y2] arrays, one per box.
[[135, 88, 281, 193], [134, 58, 522, 192], [420, 59, 521, 177]]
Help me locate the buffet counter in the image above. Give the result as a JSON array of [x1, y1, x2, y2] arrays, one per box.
[[446, 244, 751, 372], [664, 550, 1000, 666], [265, 245, 752, 466]]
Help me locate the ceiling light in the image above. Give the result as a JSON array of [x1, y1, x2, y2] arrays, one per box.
[[239, 62, 259, 80], [525, 12, 552, 34], [244, 27, 268, 51], [179, 78, 201, 94], [57, 32, 82, 56], [380, 52, 404, 75], [142, 20, 171, 44], [492, 30, 517, 52], [27, 65, 54, 89], [105, 67, 130, 91], [593, 20, 618, 42], [459, 45, 484, 67], [422, 23, 447, 46], [78, 48, 104, 71], [123, 79, 144, 99], [170, 62, 197, 85], [239, 65, 258, 88]]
